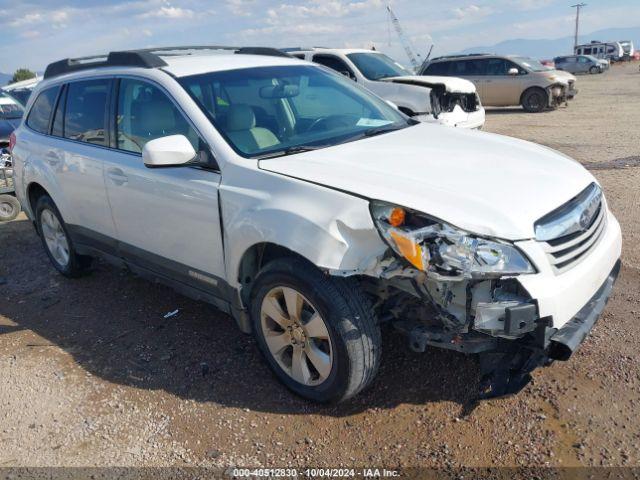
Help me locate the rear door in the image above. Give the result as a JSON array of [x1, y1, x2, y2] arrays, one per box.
[[45, 79, 118, 249], [103, 77, 226, 293]]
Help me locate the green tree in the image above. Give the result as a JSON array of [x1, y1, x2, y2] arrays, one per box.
[[10, 68, 36, 84]]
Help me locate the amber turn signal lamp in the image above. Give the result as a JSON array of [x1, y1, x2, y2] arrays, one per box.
[[390, 230, 425, 271], [389, 207, 406, 227]]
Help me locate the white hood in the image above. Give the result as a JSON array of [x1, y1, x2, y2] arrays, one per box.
[[383, 75, 477, 94], [259, 124, 595, 240]]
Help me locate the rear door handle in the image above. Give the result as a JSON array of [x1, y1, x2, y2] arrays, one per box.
[[107, 167, 128, 186]]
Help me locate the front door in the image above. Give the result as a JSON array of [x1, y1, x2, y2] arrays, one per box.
[[478, 58, 523, 106], [103, 77, 226, 293]]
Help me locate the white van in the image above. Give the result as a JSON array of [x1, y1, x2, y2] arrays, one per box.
[[11, 47, 621, 402]]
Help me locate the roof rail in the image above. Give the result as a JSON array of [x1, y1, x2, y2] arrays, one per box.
[[236, 47, 292, 58], [44, 51, 167, 79], [44, 46, 293, 79], [430, 53, 492, 61], [280, 47, 313, 53]]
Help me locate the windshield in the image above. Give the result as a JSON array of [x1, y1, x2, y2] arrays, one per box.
[[179, 65, 411, 158], [346, 53, 412, 80], [512, 57, 551, 72], [0, 99, 24, 120]]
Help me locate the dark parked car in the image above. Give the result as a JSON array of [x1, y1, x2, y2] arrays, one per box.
[[0, 94, 24, 149]]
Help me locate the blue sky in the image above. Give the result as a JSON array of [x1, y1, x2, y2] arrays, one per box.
[[0, 0, 638, 72]]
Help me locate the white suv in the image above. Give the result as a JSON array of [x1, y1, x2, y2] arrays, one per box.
[[12, 47, 621, 402], [287, 48, 485, 129]]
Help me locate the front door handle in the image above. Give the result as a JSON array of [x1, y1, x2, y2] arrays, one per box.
[[107, 167, 128, 186]]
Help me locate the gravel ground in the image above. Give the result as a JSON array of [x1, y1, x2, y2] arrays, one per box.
[[0, 62, 639, 472]]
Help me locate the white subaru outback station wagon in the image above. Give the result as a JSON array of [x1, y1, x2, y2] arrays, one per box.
[[11, 47, 621, 402]]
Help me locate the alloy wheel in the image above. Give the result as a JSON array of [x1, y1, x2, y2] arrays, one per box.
[[41, 209, 70, 268], [260, 286, 333, 386]]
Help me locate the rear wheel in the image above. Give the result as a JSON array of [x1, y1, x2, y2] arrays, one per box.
[[521, 88, 548, 113], [0, 194, 20, 222], [35, 195, 92, 277], [250, 258, 381, 403]]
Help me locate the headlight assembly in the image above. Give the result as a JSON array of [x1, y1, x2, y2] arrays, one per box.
[[370, 201, 536, 279]]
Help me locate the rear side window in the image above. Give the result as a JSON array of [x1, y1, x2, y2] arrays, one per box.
[[116, 78, 200, 154], [64, 79, 110, 146], [423, 62, 451, 75], [26, 86, 59, 134]]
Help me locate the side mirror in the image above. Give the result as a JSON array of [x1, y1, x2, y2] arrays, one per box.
[[508, 67, 519, 76], [143, 135, 197, 168]]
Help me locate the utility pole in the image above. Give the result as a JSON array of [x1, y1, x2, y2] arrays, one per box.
[[571, 3, 587, 51]]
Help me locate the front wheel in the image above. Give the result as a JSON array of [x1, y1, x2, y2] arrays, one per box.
[[250, 258, 381, 403], [521, 88, 548, 113], [0, 194, 20, 222], [589, 66, 599, 74]]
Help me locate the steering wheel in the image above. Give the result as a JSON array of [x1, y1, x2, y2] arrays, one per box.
[[306, 114, 357, 134]]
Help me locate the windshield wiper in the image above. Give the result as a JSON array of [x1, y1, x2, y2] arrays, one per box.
[[362, 125, 405, 137], [255, 144, 327, 160]]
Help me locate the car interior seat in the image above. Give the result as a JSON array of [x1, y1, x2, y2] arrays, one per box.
[[225, 104, 280, 154]]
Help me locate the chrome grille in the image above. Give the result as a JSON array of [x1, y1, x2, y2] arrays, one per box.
[[535, 183, 607, 274]]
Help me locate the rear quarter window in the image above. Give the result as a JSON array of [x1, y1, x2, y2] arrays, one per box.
[[26, 86, 60, 134]]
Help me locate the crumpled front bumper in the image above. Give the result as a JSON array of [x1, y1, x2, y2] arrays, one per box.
[[478, 258, 620, 398], [549, 259, 620, 360]]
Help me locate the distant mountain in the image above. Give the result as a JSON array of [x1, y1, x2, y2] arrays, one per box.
[[459, 26, 640, 59], [0, 73, 12, 86]]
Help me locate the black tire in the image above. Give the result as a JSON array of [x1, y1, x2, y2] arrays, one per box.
[[250, 258, 381, 403], [521, 87, 548, 113], [589, 66, 599, 74], [0, 194, 20, 222], [35, 195, 92, 277]]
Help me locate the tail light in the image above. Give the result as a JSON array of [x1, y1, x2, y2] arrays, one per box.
[[9, 132, 16, 153]]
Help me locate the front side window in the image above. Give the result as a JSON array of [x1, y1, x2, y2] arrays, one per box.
[[116, 78, 200, 154], [64, 79, 109, 146], [26, 86, 59, 134], [484, 58, 510, 75], [312, 55, 355, 79], [346, 53, 411, 80], [179, 65, 410, 158]]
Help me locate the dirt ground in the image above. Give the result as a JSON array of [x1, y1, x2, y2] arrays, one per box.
[[0, 62, 639, 472]]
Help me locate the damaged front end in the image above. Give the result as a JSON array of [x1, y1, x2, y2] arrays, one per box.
[[362, 201, 617, 399], [384, 76, 484, 129], [429, 87, 481, 119], [548, 83, 570, 108]]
